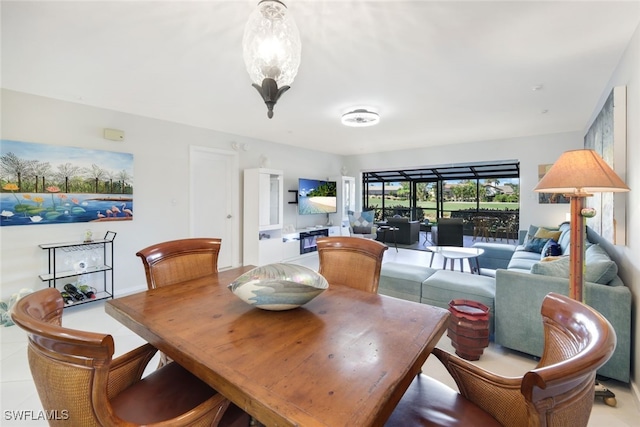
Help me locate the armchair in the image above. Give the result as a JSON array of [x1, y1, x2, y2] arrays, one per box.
[[379, 217, 420, 244], [348, 210, 378, 239], [10, 288, 249, 427], [431, 217, 464, 246], [385, 292, 616, 427]]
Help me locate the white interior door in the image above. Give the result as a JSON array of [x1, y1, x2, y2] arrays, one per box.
[[189, 146, 239, 269]]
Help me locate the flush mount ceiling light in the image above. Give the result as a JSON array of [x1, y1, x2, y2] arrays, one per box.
[[243, 0, 301, 119], [341, 109, 380, 127]]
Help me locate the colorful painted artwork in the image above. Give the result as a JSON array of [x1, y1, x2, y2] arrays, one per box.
[[1, 140, 134, 226], [537, 164, 569, 204], [584, 86, 627, 245]]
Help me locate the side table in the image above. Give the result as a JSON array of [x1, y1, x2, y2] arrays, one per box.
[[377, 226, 399, 252]]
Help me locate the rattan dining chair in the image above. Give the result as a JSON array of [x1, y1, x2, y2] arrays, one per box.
[[385, 292, 616, 427], [316, 236, 388, 293], [136, 237, 222, 289], [136, 237, 222, 367], [10, 288, 250, 427]]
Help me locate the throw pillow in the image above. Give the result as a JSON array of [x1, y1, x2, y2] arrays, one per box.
[[531, 246, 618, 285], [540, 239, 562, 259], [584, 244, 618, 285], [530, 256, 570, 278], [534, 227, 562, 242], [523, 237, 549, 254], [522, 224, 540, 246], [348, 210, 374, 228]]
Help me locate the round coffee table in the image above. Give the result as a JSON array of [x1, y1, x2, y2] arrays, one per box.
[[425, 246, 485, 274]]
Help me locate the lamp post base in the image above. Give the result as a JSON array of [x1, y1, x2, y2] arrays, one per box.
[[595, 381, 617, 407]]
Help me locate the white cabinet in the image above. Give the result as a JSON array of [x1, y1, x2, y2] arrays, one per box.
[[244, 168, 283, 266]]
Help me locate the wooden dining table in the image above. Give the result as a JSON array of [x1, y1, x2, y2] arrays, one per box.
[[106, 265, 450, 427]]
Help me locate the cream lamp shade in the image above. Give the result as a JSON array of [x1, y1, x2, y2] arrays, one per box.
[[534, 149, 629, 194]]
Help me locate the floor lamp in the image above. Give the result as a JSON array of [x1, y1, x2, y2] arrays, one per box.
[[534, 149, 629, 302]]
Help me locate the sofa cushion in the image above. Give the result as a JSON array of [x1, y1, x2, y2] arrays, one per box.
[[379, 262, 438, 303], [472, 242, 516, 270], [421, 270, 496, 334], [530, 245, 618, 285], [557, 222, 571, 255], [507, 250, 540, 272]]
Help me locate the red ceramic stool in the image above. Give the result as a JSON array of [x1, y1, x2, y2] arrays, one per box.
[[447, 299, 490, 361]]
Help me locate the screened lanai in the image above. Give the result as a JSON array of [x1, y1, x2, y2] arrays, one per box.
[[362, 160, 521, 237]]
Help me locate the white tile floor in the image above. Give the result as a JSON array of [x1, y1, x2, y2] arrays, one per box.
[[1, 247, 638, 426]]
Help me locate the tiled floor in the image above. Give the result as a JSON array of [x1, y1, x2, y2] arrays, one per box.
[[1, 246, 638, 426]]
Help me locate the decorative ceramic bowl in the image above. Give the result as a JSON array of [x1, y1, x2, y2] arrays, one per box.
[[228, 263, 328, 311]]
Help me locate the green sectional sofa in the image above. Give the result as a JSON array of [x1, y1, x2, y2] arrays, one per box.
[[378, 263, 496, 334], [473, 222, 631, 383]]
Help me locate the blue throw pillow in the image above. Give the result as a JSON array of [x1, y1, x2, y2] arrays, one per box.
[[524, 237, 549, 254], [541, 239, 561, 258]]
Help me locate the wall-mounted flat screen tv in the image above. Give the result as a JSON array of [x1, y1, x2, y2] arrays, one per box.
[[298, 178, 337, 215]]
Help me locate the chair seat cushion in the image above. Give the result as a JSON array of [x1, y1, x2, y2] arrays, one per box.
[[111, 361, 216, 424], [386, 374, 501, 426]]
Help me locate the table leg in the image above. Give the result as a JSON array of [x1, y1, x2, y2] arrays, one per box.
[[392, 229, 398, 252], [429, 252, 434, 267]]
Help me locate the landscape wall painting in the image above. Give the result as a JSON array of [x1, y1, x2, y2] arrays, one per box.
[[537, 164, 569, 204], [0, 140, 134, 227], [583, 86, 627, 245]]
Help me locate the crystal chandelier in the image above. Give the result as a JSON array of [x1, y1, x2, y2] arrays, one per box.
[[242, 0, 301, 119]]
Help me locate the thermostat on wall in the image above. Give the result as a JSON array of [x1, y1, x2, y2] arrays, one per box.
[[104, 128, 125, 141]]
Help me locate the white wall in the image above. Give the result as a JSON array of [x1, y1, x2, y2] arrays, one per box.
[[344, 131, 581, 229], [0, 89, 343, 298], [589, 21, 640, 391]]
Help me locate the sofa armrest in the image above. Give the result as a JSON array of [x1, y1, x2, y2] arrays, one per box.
[[494, 269, 630, 382], [473, 242, 516, 270]]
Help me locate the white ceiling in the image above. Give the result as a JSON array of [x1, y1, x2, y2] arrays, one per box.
[[2, 0, 639, 156]]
